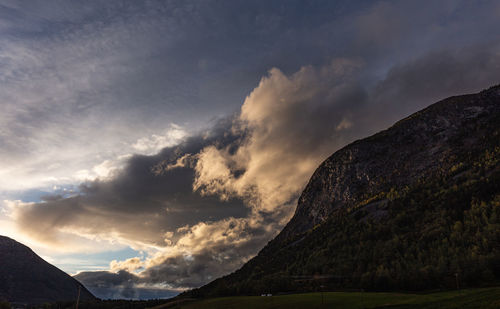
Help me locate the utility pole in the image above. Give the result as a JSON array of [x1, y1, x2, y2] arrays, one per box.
[[76, 285, 81, 309]]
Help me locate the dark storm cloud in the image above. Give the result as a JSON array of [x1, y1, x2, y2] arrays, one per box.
[[75, 270, 139, 288], [368, 46, 500, 128], [14, 120, 250, 247]]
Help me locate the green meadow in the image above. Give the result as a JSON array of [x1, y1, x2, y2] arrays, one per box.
[[153, 287, 500, 309]]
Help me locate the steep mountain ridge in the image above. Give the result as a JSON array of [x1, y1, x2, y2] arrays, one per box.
[[186, 85, 500, 297], [281, 86, 499, 240], [0, 236, 95, 304]]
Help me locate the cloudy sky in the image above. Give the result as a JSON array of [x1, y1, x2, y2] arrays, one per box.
[[0, 0, 499, 300]]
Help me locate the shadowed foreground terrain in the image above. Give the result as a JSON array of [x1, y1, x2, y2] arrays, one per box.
[[153, 287, 500, 309], [2, 287, 498, 309]]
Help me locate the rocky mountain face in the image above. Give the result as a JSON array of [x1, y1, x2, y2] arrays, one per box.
[[186, 85, 500, 296], [281, 84, 500, 240], [0, 236, 95, 304]]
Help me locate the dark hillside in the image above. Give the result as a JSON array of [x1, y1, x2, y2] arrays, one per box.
[[0, 236, 95, 304]]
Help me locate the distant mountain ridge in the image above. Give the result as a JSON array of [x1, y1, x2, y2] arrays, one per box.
[[186, 84, 500, 297], [0, 236, 95, 304]]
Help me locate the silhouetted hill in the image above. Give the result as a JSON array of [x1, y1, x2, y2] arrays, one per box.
[[0, 236, 95, 304], [185, 85, 500, 297]]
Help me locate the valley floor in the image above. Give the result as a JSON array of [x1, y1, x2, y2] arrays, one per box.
[[152, 287, 500, 309]]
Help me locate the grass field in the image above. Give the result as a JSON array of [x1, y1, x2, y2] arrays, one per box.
[[152, 287, 500, 309]]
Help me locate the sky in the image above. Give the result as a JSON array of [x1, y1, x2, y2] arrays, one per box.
[[0, 0, 499, 300]]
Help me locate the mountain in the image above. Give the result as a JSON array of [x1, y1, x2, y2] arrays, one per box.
[[186, 85, 500, 297], [0, 236, 96, 304]]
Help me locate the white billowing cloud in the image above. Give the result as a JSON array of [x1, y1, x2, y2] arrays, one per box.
[[133, 124, 188, 155], [68, 123, 188, 184], [110, 257, 144, 273], [135, 215, 276, 288], [74, 154, 134, 182], [92, 160, 120, 179], [193, 146, 235, 201], [194, 60, 365, 211]]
